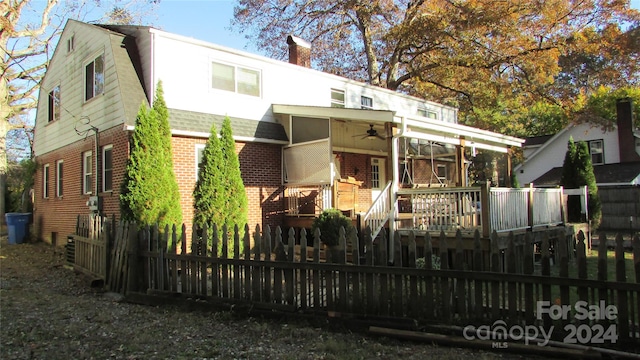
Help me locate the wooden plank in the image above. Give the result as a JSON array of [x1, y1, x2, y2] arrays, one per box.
[[212, 224, 219, 297], [455, 230, 466, 318], [615, 233, 629, 341], [407, 232, 418, 317], [233, 225, 241, 299], [201, 224, 209, 296], [506, 232, 517, 322], [540, 232, 552, 330], [472, 230, 484, 320], [263, 225, 272, 303], [221, 224, 230, 298], [393, 232, 403, 316], [252, 225, 262, 302], [523, 232, 535, 324], [285, 227, 295, 306], [299, 228, 308, 309], [440, 231, 450, 321], [243, 224, 252, 301], [312, 228, 321, 308], [490, 231, 501, 320], [424, 232, 434, 319], [273, 227, 285, 304]]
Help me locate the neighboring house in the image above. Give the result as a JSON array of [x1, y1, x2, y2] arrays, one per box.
[[515, 99, 640, 230], [33, 20, 523, 245], [515, 99, 640, 187]]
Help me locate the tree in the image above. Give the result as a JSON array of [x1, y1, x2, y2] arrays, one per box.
[[574, 86, 640, 130], [1, 0, 158, 225], [220, 116, 248, 236], [232, 0, 638, 133], [561, 138, 601, 228], [193, 116, 248, 255], [193, 123, 226, 229], [120, 82, 182, 233]]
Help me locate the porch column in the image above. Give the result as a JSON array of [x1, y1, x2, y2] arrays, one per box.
[[505, 146, 512, 188], [456, 136, 467, 187]]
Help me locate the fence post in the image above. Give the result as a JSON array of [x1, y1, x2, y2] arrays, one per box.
[[527, 183, 534, 229], [480, 182, 490, 237], [615, 233, 629, 341], [126, 222, 139, 294]]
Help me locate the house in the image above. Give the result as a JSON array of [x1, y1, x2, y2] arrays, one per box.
[[515, 98, 640, 230], [33, 20, 526, 246]]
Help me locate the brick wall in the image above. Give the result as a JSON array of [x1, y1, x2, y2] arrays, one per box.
[[153, 136, 284, 240], [33, 125, 129, 245]]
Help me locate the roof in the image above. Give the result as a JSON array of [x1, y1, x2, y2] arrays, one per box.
[[167, 109, 289, 143], [531, 162, 640, 186], [524, 135, 554, 147]]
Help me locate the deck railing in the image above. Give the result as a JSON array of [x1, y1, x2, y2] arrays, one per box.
[[397, 187, 482, 233], [363, 181, 393, 240], [397, 184, 564, 235]]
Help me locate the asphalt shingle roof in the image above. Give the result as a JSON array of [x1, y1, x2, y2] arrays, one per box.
[[531, 162, 640, 186], [168, 109, 289, 142]]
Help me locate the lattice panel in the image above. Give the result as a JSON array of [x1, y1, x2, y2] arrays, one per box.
[[284, 140, 331, 185]]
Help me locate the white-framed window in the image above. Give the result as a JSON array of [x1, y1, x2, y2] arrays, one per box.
[[82, 151, 92, 194], [85, 54, 104, 101], [195, 144, 206, 180], [67, 35, 75, 53], [437, 164, 447, 180], [56, 160, 63, 197], [331, 89, 345, 108], [418, 108, 438, 119], [371, 158, 381, 189], [43, 164, 50, 199], [211, 61, 261, 97], [48, 85, 60, 122], [102, 145, 113, 192], [361, 96, 373, 110], [588, 139, 604, 165]]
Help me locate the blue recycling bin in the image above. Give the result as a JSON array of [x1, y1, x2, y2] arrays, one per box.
[[5, 213, 30, 244]]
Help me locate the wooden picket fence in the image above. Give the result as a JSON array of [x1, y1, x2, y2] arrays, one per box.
[[109, 221, 640, 348], [69, 215, 113, 283]]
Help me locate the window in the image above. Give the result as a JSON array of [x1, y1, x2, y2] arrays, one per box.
[[588, 139, 604, 165], [418, 108, 438, 119], [195, 144, 205, 180], [102, 145, 113, 192], [331, 89, 345, 108], [48, 86, 60, 122], [56, 160, 63, 197], [67, 35, 75, 53], [211, 61, 261, 97], [437, 164, 447, 180], [361, 96, 373, 110], [43, 164, 50, 199], [371, 158, 381, 189], [83, 151, 92, 194], [85, 54, 104, 101]]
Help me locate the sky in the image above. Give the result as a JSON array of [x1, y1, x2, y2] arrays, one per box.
[[152, 0, 640, 56], [154, 0, 256, 52]]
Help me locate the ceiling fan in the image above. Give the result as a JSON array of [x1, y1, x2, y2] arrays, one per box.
[[354, 124, 385, 140]]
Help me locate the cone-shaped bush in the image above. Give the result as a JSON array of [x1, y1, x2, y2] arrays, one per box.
[[560, 137, 601, 228], [120, 82, 182, 237], [220, 116, 248, 236], [193, 123, 225, 228]]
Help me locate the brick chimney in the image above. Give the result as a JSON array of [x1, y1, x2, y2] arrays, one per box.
[[287, 35, 311, 68], [616, 98, 640, 163]]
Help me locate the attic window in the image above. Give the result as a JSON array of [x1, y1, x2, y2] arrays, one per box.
[[418, 108, 438, 119], [85, 54, 104, 101], [361, 96, 373, 110], [588, 139, 604, 165], [67, 36, 75, 53], [331, 89, 345, 108], [48, 85, 60, 122], [211, 61, 261, 97]]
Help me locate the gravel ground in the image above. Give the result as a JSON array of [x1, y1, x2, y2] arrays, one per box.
[[0, 236, 541, 360]]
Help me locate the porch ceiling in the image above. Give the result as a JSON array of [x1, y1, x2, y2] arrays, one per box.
[[272, 104, 394, 123], [401, 117, 525, 153]]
